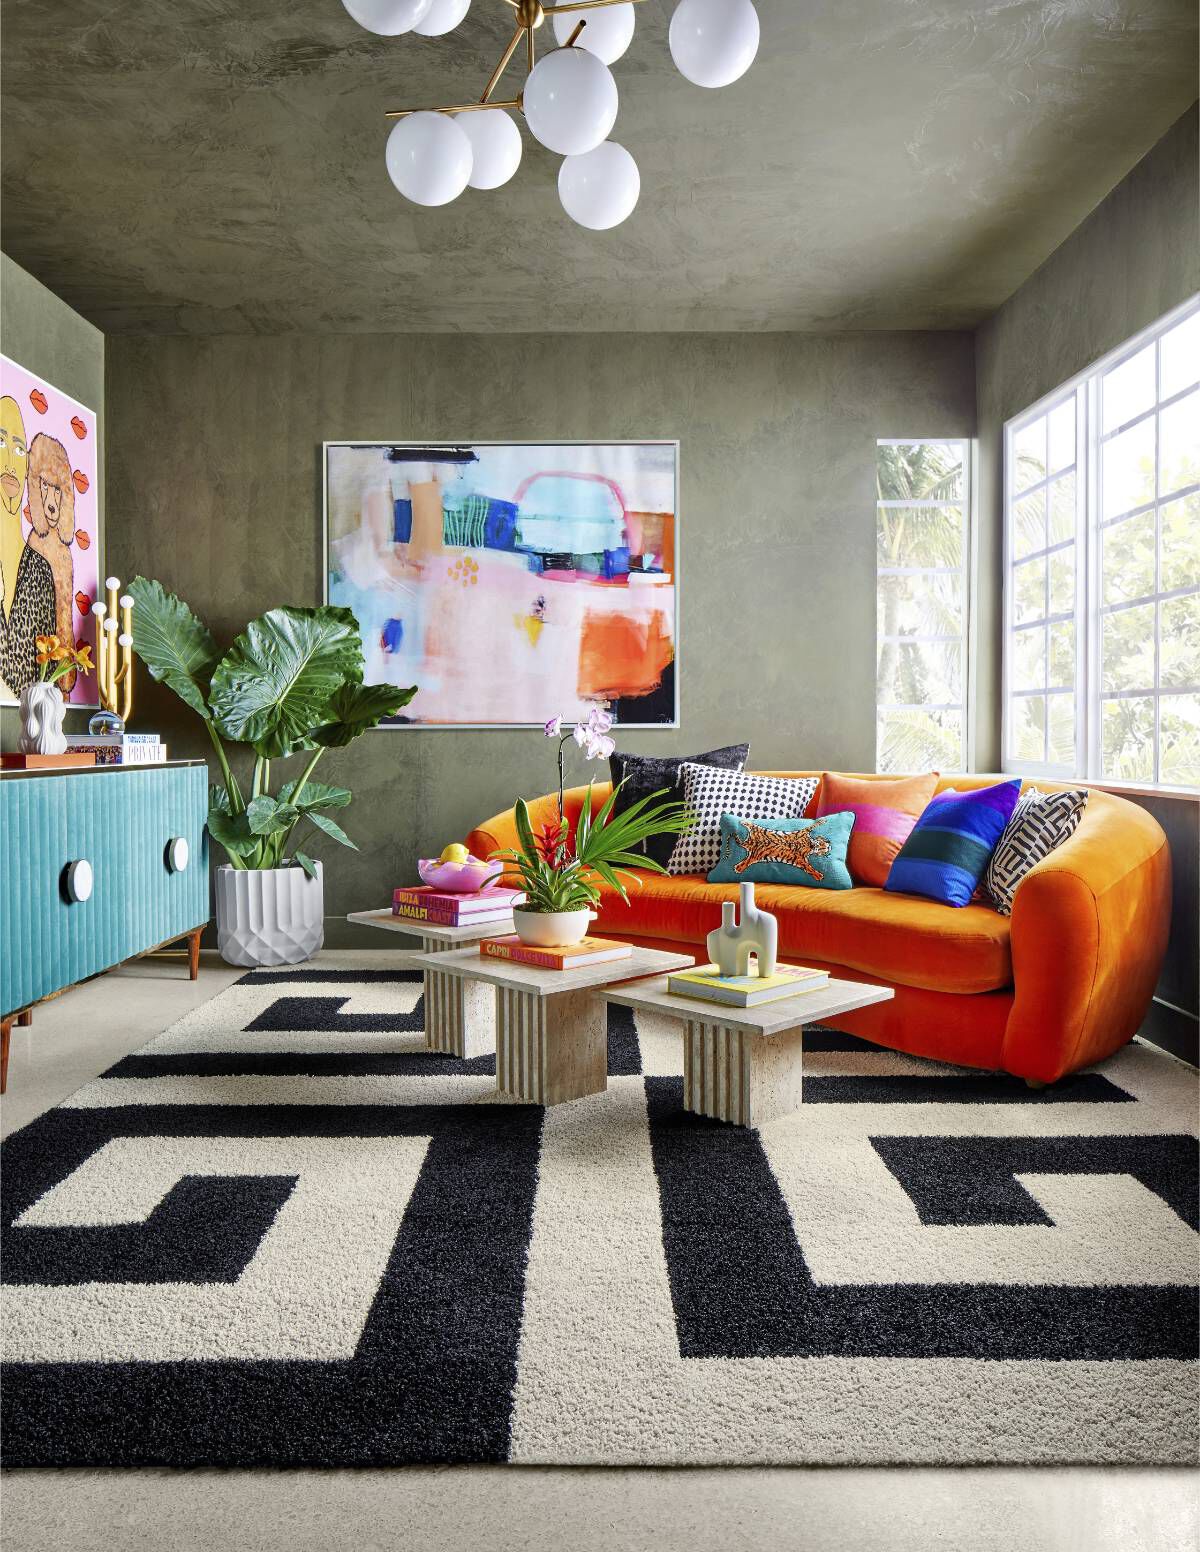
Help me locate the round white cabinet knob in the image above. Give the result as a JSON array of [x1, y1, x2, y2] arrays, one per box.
[[166, 837, 190, 873], [66, 859, 93, 903]]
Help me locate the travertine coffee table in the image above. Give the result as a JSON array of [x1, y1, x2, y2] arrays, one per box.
[[346, 908, 515, 1060], [600, 973, 894, 1127], [410, 943, 693, 1105]]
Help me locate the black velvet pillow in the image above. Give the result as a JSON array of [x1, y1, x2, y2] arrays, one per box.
[[607, 744, 751, 868]]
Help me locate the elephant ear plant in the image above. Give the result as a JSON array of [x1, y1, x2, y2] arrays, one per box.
[[128, 577, 415, 877]]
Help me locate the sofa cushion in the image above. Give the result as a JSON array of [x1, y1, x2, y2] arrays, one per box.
[[667, 766, 819, 876], [708, 812, 855, 890], [608, 743, 749, 867], [817, 770, 938, 886], [592, 870, 1013, 994], [886, 780, 1022, 907]]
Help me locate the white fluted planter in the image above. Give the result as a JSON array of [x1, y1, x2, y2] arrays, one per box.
[[215, 862, 324, 967]]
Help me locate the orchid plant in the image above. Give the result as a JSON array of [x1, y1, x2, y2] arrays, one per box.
[[489, 705, 694, 916]]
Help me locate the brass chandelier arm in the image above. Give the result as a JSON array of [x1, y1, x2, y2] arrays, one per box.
[[384, 97, 522, 119], [481, 22, 528, 103]]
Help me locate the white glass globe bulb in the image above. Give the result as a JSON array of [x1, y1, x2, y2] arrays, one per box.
[[456, 109, 522, 190], [414, 0, 471, 36], [552, 3, 635, 65], [106, 576, 120, 589], [91, 602, 106, 617], [386, 112, 473, 206], [523, 47, 618, 157], [558, 140, 640, 230], [342, 0, 434, 36], [669, 0, 759, 88]]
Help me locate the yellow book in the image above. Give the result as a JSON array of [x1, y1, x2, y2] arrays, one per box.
[[667, 963, 829, 1008]]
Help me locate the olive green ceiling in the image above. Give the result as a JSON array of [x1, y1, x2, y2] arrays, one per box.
[[2, 0, 1196, 333]]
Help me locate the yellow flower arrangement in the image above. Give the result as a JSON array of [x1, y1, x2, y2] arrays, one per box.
[[35, 634, 95, 688]]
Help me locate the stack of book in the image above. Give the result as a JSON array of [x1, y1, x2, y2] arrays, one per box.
[[666, 963, 830, 1008], [391, 884, 525, 928], [480, 935, 633, 971], [65, 732, 167, 765]]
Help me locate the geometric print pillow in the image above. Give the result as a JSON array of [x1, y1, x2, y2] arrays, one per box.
[[667, 765, 818, 876], [984, 786, 1089, 916]]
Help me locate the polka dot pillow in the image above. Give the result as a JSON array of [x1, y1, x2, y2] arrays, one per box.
[[667, 765, 819, 876]]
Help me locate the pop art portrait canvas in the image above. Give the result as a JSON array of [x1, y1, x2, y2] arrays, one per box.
[[324, 442, 678, 728], [0, 355, 100, 707]]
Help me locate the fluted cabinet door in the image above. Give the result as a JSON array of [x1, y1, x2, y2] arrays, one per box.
[[125, 765, 209, 953], [61, 768, 134, 989], [0, 777, 67, 1016]]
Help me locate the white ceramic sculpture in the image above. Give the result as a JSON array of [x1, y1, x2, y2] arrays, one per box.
[[706, 882, 778, 978]]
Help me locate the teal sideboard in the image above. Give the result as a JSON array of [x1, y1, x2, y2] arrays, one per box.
[[0, 760, 210, 1091]]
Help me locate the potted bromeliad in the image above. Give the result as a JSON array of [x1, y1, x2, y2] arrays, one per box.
[[493, 707, 693, 948], [129, 577, 414, 967]]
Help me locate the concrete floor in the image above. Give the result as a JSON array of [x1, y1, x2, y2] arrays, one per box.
[[2, 959, 1197, 1552]]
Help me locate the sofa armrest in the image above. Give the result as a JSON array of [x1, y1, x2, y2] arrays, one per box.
[[1001, 794, 1171, 1082], [464, 782, 614, 863]]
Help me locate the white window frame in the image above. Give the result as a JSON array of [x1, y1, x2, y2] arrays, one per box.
[[876, 437, 974, 774], [1003, 293, 1200, 792]]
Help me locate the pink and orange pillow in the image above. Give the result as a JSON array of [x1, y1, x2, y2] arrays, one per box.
[[816, 771, 939, 887]]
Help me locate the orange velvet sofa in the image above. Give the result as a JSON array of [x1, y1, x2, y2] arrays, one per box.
[[466, 771, 1172, 1084]]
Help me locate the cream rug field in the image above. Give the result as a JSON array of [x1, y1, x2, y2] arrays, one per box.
[[2, 951, 1196, 1467]]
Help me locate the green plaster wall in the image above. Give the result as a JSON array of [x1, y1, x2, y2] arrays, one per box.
[[104, 330, 974, 943], [974, 102, 1200, 1064], [1, 254, 105, 751]]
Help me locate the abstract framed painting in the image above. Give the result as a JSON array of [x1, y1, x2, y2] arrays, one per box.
[[323, 441, 679, 728], [0, 355, 100, 707]]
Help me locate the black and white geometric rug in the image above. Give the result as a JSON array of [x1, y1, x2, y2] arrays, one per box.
[[3, 952, 1197, 1467]]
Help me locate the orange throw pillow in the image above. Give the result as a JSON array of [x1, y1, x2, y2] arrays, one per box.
[[817, 772, 939, 887]]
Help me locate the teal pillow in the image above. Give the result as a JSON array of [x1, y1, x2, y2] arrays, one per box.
[[708, 811, 855, 889]]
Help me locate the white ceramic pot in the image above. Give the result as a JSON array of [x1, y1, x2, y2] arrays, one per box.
[[215, 862, 324, 967], [19, 682, 67, 755], [512, 906, 596, 948]]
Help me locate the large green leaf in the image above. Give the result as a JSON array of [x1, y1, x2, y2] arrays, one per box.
[[306, 811, 358, 850], [209, 606, 364, 759], [128, 576, 221, 721], [207, 807, 259, 860], [245, 796, 300, 837], [276, 778, 352, 813], [311, 682, 417, 748]]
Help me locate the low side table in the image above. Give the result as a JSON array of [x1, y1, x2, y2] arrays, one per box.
[[600, 973, 894, 1127], [346, 909, 515, 1060], [410, 944, 693, 1106]]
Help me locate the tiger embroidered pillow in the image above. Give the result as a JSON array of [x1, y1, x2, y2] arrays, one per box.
[[708, 811, 856, 890]]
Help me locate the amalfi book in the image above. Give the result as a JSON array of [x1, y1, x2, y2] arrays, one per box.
[[391, 885, 524, 926], [666, 964, 830, 1008]]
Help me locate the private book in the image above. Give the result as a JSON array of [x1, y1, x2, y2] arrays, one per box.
[[65, 735, 167, 766], [666, 964, 830, 1008], [480, 935, 634, 972]]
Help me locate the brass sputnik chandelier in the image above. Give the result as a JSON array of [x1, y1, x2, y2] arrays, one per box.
[[340, 0, 760, 229]]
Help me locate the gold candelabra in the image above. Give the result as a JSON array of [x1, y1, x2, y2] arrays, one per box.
[[384, 0, 645, 120], [90, 576, 135, 725]]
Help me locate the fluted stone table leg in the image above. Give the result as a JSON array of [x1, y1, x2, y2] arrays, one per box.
[[495, 985, 608, 1106], [420, 935, 495, 1061], [682, 1017, 805, 1128]]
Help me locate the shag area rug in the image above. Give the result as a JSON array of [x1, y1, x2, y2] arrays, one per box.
[[2, 951, 1196, 1467]]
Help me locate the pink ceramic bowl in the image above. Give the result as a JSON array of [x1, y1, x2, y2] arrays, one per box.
[[417, 857, 503, 894]]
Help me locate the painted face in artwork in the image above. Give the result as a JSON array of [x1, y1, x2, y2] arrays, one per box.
[[0, 395, 28, 517]]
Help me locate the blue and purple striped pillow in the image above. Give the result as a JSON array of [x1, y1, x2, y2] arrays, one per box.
[[884, 780, 1022, 907]]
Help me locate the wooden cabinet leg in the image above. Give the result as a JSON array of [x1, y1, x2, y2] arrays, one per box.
[[1, 1017, 11, 1095], [187, 928, 201, 980]]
